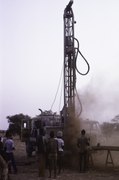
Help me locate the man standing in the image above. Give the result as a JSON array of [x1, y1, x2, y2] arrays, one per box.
[[47, 131, 58, 179], [4, 130, 17, 174], [36, 128, 46, 179], [0, 154, 8, 180], [77, 129, 90, 172]]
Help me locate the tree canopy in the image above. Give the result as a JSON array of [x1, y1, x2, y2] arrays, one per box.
[[7, 113, 31, 136]]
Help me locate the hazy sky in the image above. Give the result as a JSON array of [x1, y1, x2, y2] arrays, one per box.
[[0, 0, 119, 130]]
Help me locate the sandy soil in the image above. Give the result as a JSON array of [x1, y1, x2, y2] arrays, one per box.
[[9, 136, 119, 180]]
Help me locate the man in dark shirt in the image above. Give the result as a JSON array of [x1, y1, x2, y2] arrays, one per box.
[[77, 129, 90, 172], [0, 154, 8, 180], [47, 131, 58, 178], [36, 128, 46, 179]]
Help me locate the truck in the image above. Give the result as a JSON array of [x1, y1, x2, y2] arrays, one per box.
[[21, 110, 63, 156]]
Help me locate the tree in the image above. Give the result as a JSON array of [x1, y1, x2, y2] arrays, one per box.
[[7, 113, 31, 136]]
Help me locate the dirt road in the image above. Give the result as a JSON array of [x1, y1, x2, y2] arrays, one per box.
[[10, 167, 119, 180]]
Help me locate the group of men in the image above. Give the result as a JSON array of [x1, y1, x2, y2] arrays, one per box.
[[36, 129, 64, 179], [36, 128, 90, 179], [0, 128, 89, 180]]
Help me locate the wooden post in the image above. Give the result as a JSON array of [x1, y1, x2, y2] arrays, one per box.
[[105, 150, 114, 167]]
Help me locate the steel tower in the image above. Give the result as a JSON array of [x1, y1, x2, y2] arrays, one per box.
[[63, 0, 76, 123]]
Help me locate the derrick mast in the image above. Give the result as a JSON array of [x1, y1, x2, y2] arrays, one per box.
[[63, 0, 75, 123]]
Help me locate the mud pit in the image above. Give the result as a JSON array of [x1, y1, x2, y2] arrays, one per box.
[[9, 136, 119, 180]]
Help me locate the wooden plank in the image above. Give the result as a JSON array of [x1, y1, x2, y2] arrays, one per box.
[[90, 146, 119, 168], [92, 146, 119, 151]]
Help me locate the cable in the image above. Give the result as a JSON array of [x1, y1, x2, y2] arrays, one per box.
[[73, 37, 90, 117], [58, 78, 63, 113], [50, 65, 63, 111], [74, 37, 90, 75]]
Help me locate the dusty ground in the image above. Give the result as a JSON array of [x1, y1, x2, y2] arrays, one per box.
[[9, 136, 119, 180]]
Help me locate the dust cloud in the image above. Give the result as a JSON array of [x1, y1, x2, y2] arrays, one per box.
[[75, 78, 119, 167], [77, 77, 119, 124]]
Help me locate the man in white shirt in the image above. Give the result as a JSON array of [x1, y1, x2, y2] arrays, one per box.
[[56, 131, 64, 174]]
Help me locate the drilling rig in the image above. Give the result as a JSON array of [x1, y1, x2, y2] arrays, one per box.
[[63, 0, 76, 124], [62, 2, 90, 168]]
